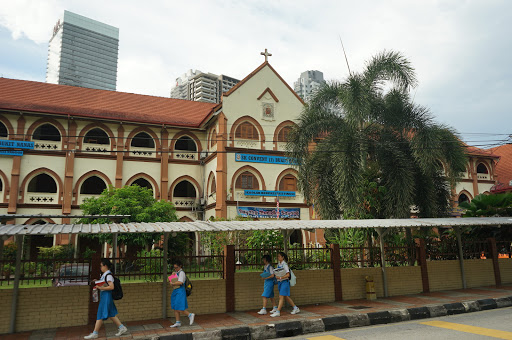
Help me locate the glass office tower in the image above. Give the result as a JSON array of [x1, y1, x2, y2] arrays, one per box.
[[46, 11, 119, 91]]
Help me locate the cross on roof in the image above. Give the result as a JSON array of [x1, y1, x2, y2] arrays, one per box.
[[260, 48, 272, 62]]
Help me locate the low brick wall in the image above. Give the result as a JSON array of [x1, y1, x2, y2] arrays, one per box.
[[499, 259, 512, 284], [387, 266, 423, 296], [340, 267, 384, 300], [427, 260, 463, 291], [234, 270, 335, 311], [464, 259, 495, 288]]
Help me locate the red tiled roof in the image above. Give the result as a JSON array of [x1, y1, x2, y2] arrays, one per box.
[[489, 144, 512, 192], [464, 144, 500, 158], [0, 78, 217, 127], [223, 62, 305, 105]]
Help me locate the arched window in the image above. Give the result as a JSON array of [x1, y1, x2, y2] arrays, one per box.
[[175, 136, 197, 152], [131, 178, 153, 192], [235, 171, 259, 189], [28, 174, 57, 193], [279, 174, 297, 191], [235, 122, 258, 140], [210, 129, 217, 147], [33, 124, 61, 141], [84, 128, 109, 145], [277, 126, 292, 142], [0, 122, 7, 138], [32, 220, 48, 225], [173, 181, 197, 198], [458, 193, 470, 204], [210, 176, 216, 194], [0, 178, 3, 192], [80, 176, 107, 195], [476, 163, 489, 174], [131, 132, 155, 148]]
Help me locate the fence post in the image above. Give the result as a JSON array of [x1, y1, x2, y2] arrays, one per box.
[[88, 252, 102, 325], [453, 226, 467, 289], [162, 232, 169, 319], [8, 235, 23, 334], [416, 238, 430, 293], [330, 244, 343, 301], [224, 245, 235, 312], [376, 228, 389, 297], [487, 237, 501, 287]]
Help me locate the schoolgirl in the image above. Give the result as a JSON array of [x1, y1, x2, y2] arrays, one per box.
[[84, 259, 128, 339], [270, 252, 300, 317], [169, 259, 196, 328], [257, 254, 278, 315]]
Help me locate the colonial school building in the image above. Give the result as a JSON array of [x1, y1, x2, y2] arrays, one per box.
[[0, 58, 500, 251]]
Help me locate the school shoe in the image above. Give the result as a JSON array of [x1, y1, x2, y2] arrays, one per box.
[[84, 333, 98, 339], [115, 325, 128, 336], [270, 311, 280, 317], [257, 308, 267, 315], [291, 306, 300, 315], [189, 313, 195, 325], [270, 306, 278, 313], [170, 322, 181, 328]]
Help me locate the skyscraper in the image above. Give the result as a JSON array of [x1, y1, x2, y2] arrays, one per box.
[[170, 70, 239, 104], [293, 70, 325, 102], [46, 11, 119, 91]]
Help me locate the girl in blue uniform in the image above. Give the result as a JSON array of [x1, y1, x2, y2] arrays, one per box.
[[169, 260, 195, 328], [270, 252, 300, 317], [84, 259, 128, 339], [257, 255, 278, 315]]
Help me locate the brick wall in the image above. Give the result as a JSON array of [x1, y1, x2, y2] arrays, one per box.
[[0, 290, 13, 334], [464, 259, 495, 288], [499, 259, 512, 284], [340, 267, 384, 300], [234, 270, 335, 311], [166, 279, 226, 315], [427, 260, 463, 291], [387, 266, 423, 296]]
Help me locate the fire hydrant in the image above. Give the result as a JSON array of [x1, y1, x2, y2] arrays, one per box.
[[365, 275, 376, 300]]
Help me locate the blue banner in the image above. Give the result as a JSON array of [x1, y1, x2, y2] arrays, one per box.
[[237, 207, 300, 219], [235, 153, 296, 165], [244, 190, 296, 197], [0, 150, 23, 156], [0, 140, 34, 149]]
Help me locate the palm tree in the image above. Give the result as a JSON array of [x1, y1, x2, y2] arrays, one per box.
[[287, 50, 467, 219]]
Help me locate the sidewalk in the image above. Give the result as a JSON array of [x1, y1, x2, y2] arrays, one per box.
[[5, 285, 512, 340]]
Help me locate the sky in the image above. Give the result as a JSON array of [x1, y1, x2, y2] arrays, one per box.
[[0, 0, 510, 146]]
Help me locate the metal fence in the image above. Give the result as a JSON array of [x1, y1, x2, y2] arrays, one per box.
[[338, 245, 416, 268], [234, 246, 332, 271], [425, 238, 458, 260], [0, 257, 91, 287], [497, 241, 512, 258]]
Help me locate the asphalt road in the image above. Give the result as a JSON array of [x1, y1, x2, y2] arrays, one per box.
[[286, 307, 512, 339]]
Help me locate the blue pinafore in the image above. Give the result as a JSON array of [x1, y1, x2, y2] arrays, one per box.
[[277, 261, 291, 297], [97, 271, 118, 320], [261, 264, 275, 298], [171, 270, 189, 311]]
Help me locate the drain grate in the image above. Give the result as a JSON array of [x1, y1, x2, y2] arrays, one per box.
[[349, 305, 371, 310]]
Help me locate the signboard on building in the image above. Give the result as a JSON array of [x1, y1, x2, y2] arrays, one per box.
[[244, 190, 295, 197], [235, 153, 296, 165], [0, 150, 23, 156], [237, 206, 300, 219], [450, 207, 466, 216], [0, 140, 35, 149]]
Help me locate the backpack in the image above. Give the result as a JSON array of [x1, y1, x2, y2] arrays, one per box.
[[289, 270, 297, 287], [184, 276, 193, 296], [107, 274, 124, 300]]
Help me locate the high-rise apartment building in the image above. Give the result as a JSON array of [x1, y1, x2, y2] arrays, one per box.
[[46, 11, 119, 91], [293, 70, 325, 102], [170, 70, 239, 104]]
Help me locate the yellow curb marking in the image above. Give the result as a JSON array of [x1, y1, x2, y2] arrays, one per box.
[[307, 336, 345, 340], [421, 320, 512, 339]]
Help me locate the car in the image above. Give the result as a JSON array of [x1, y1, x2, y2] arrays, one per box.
[[52, 263, 90, 287]]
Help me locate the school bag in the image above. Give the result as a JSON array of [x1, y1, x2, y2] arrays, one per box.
[[289, 269, 297, 287], [184, 276, 193, 296], [107, 274, 124, 300]]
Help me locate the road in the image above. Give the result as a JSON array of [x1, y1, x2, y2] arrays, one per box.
[[286, 307, 512, 339]]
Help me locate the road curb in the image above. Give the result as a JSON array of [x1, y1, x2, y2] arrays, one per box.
[[151, 296, 512, 340]]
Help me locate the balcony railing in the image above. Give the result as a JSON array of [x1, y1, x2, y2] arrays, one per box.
[[78, 194, 100, 205], [173, 197, 197, 208], [129, 147, 155, 157], [174, 151, 197, 160], [26, 193, 58, 204], [33, 140, 60, 151], [234, 139, 259, 149], [477, 173, 490, 180], [82, 143, 109, 154]]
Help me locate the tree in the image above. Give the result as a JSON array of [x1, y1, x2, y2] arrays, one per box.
[[287, 50, 467, 220], [79, 185, 179, 255]]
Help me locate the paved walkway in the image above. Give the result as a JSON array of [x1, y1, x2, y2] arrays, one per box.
[[4, 285, 512, 340]]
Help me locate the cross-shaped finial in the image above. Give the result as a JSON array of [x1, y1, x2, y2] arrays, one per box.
[[260, 48, 272, 62]]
